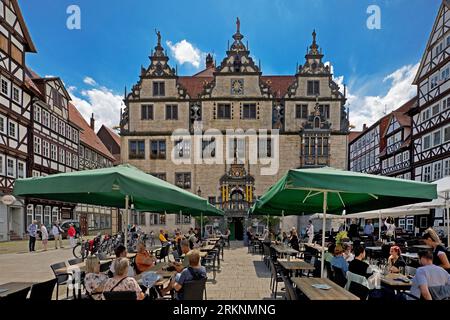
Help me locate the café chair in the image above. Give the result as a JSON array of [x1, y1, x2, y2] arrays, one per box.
[[345, 271, 370, 300], [183, 278, 207, 300], [28, 278, 57, 300]]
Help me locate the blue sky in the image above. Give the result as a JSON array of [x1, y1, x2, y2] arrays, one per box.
[[20, 0, 442, 130]]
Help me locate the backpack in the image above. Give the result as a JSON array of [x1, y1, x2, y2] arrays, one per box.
[[187, 267, 205, 280]]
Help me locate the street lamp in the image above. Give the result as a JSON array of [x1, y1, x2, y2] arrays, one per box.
[[197, 186, 203, 238], [197, 186, 202, 197]]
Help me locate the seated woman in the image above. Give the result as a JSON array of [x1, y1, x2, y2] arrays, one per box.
[[388, 245, 406, 273], [103, 258, 145, 300], [288, 230, 300, 251], [331, 245, 349, 274], [343, 243, 355, 262], [84, 256, 108, 300], [422, 228, 450, 274], [348, 245, 373, 278], [173, 249, 207, 300], [135, 242, 156, 274]]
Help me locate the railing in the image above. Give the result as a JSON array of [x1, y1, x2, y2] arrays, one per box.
[[381, 160, 410, 175], [386, 141, 402, 155]]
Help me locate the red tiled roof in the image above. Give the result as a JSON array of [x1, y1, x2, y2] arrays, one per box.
[[24, 67, 44, 97], [348, 131, 362, 143], [68, 103, 115, 161], [192, 66, 216, 77], [178, 76, 212, 98], [100, 125, 121, 147], [261, 76, 296, 98]]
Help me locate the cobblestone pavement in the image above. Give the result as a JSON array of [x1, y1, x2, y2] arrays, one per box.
[[206, 241, 279, 300]]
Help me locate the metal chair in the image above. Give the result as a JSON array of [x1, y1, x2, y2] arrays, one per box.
[[332, 266, 347, 287], [182, 278, 207, 300], [68, 258, 83, 265], [28, 278, 57, 300], [269, 259, 283, 298], [203, 250, 218, 280], [50, 262, 71, 300], [281, 273, 297, 300]]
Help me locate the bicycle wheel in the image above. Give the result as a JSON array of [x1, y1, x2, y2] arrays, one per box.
[[73, 244, 82, 259]]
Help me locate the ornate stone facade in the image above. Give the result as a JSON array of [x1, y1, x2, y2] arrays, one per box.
[[121, 22, 349, 239]]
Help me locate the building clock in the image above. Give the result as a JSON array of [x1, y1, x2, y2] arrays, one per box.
[[231, 79, 244, 95]]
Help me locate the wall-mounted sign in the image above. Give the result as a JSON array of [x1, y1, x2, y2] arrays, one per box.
[[1, 195, 16, 205]]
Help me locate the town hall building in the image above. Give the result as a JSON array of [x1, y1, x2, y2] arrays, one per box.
[[120, 20, 350, 239]]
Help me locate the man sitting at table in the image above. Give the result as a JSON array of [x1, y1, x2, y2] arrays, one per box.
[[331, 245, 349, 274], [348, 245, 373, 279], [135, 242, 156, 274], [173, 249, 207, 300], [159, 229, 168, 244], [109, 245, 135, 277], [405, 250, 450, 300]]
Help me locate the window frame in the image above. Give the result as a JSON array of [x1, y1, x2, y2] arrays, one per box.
[[217, 103, 231, 119]]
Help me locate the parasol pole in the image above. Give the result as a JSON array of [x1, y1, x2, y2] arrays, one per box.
[[124, 195, 129, 249], [321, 191, 328, 278]]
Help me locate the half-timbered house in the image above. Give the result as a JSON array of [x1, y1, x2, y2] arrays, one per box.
[[410, 0, 450, 232], [25, 68, 81, 231], [0, 0, 36, 241]]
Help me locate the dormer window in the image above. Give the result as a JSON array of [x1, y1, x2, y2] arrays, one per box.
[[307, 80, 320, 96], [233, 55, 241, 72], [153, 81, 165, 97]]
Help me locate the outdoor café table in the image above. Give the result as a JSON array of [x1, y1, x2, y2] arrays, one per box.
[[278, 258, 315, 277], [105, 252, 137, 260], [412, 245, 432, 250], [272, 244, 298, 257], [135, 262, 176, 287], [55, 260, 111, 274], [381, 273, 412, 292], [292, 277, 359, 300], [0, 282, 34, 299], [401, 252, 419, 260], [200, 244, 215, 252]]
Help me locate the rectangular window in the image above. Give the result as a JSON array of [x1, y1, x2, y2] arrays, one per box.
[[295, 104, 308, 119], [165, 104, 178, 120], [51, 116, 57, 132], [444, 159, 450, 177], [242, 103, 257, 119], [442, 68, 450, 82], [423, 165, 432, 182], [42, 110, 49, 127], [12, 87, 20, 102], [434, 162, 443, 180], [6, 158, 15, 177], [150, 140, 166, 159], [1, 78, 9, 95], [175, 139, 191, 158], [17, 161, 25, 178], [34, 106, 41, 123], [444, 126, 450, 142], [128, 140, 145, 159], [432, 104, 440, 116], [50, 144, 57, 161], [52, 88, 62, 108], [433, 130, 441, 147], [319, 104, 330, 118], [202, 138, 216, 159], [175, 173, 191, 189], [34, 136, 41, 154], [141, 104, 153, 120], [8, 121, 16, 138], [307, 80, 320, 96], [423, 134, 431, 150], [35, 205, 43, 224], [151, 173, 166, 181], [0, 114, 5, 134], [430, 74, 439, 89], [153, 81, 165, 96], [0, 155, 4, 175], [217, 104, 231, 119], [403, 150, 410, 162], [258, 137, 272, 158]]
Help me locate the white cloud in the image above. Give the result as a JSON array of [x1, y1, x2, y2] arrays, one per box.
[[83, 76, 97, 86], [166, 39, 203, 68], [334, 63, 419, 131], [68, 85, 123, 132]]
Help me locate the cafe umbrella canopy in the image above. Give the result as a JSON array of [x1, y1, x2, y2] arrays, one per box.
[[13, 164, 223, 245], [250, 167, 437, 277]]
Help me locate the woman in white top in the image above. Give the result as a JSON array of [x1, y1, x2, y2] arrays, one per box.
[[384, 217, 396, 242], [40, 223, 48, 251]]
